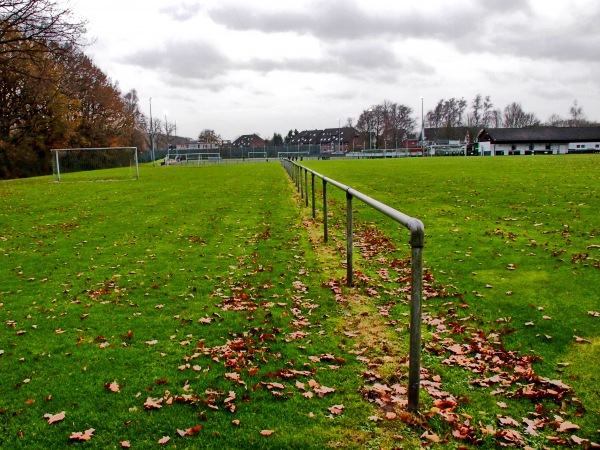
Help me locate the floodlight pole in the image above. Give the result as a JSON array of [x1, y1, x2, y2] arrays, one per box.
[[150, 97, 155, 166]]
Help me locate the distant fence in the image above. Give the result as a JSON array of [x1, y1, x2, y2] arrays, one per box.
[[282, 158, 425, 412]]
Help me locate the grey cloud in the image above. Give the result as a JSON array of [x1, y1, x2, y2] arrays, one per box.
[[206, 0, 600, 64], [160, 2, 202, 22], [206, 0, 530, 41], [123, 40, 229, 80]]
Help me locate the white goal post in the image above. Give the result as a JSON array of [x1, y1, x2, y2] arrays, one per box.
[[51, 147, 139, 182]]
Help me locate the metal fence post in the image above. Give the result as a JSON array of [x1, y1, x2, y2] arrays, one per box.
[[311, 173, 316, 219], [346, 191, 353, 287], [323, 179, 328, 243], [408, 239, 424, 412], [305, 169, 309, 207]]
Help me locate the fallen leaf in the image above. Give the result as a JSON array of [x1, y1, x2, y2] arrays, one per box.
[[558, 421, 580, 433], [421, 432, 441, 443], [260, 430, 274, 436], [328, 404, 344, 415], [158, 436, 170, 444], [571, 435, 589, 445], [69, 428, 94, 441], [105, 381, 120, 392], [44, 411, 65, 424], [120, 441, 131, 448], [574, 336, 591, 344]]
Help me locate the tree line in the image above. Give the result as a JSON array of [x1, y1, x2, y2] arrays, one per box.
[[0, 0, 148, 178]]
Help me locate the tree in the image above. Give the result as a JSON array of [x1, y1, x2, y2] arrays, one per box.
[[356, 106, 385, 148], [123, 89, 148, 151], [59, 48, 132, 148], [469, 93, 483, 127], [502, 102, 539, 128], [425, 97, 467, 129], [567, 100, 587, 126], [0, 0, 86, 66], [198, 129, 221, 145], [271, 132, 283, 146], [381, 100, 415, 148]]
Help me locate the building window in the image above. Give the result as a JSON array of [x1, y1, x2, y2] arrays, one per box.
[[545, 144, 551, 150]]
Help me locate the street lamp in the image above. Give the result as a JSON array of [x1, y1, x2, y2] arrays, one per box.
[[420, 97, 425, 155], [149, 97, 155, 165], [338, 118, 341, 152], [367, 108, 373, 150]]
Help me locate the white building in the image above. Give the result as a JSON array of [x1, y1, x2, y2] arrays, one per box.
[[477, 127, 600, 156]]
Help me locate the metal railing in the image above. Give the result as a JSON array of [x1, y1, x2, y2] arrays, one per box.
[[282, 159, 425, 412]]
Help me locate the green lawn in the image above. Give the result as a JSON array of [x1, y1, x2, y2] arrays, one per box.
[[0, 157, 598, 448]]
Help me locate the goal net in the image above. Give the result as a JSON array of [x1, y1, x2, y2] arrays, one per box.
[[51, 147, 139, 182]]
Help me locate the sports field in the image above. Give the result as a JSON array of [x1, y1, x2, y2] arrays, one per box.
[[0, 156, 598, 448]]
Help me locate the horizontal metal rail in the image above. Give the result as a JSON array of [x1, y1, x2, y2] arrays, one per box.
[[282, 158, 425, 413]]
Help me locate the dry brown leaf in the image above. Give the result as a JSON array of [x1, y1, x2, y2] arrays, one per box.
[[120, 441, 131, 448], [260, 430, 274, 436], [328, 404, 344, 415], [69, 428, 94, 441], [571, 435, 589, 445], [158, 436, 170, 444], [558, 421, 580, 433], [44, 411, 65, 424]]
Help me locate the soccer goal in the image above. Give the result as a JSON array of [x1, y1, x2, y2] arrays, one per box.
[[277, 151, 309, 160], [51, 147, 139, 182], [247, 151, 267, 159]]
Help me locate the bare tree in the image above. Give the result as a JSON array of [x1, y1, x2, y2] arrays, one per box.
[[469, 93, 483, 127], [546, 113, 565, 127], [0, 0, 87, 60], [567, 100, 587, 126], [502, 102, 540, 128]]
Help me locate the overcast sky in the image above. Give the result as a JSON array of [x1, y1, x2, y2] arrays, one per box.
[[72, 0, 600, 141]]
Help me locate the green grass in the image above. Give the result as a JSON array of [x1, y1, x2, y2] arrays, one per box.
[[1, 157, 599, 448]]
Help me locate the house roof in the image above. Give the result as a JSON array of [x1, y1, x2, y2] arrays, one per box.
[[289, 127, 359, 145], [232, 134, 265, 147], [478, 126, 600, 143]]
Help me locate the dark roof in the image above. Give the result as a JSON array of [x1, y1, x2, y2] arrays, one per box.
[[289, 129, 323, 145], [289, 127, 359, 145], [478, 126, 600, 143], [232, 134, 265, 147], [424, 127, 472, 142]]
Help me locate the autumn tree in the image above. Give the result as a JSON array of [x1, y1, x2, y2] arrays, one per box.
[[198, 129, 221, 145], [0, 0, 86, 66], [0, 38, 74, 177]]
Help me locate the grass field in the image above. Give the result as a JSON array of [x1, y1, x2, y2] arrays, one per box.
[[0, 157, 598, 449]]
